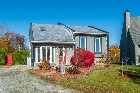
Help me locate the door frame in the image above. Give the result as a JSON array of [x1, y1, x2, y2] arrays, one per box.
[[59, 48, 66, 64]]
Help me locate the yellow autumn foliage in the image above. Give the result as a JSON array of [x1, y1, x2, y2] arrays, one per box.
[[0, 39, 14, 53], [109, 45, 120, 63]]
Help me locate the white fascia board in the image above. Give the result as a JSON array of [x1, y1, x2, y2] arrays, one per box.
[[31, 41, 76, 44], [73, 32, 108, 35]]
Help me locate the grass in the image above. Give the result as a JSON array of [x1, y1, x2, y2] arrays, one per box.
[[29, 64, 140, 93]]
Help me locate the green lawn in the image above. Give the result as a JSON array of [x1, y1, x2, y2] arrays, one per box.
[[29, 64, 140, 93]]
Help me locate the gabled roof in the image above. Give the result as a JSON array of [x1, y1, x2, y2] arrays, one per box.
[[67, 25, 108, 34], [31, 23, 74, 42], [30, 23, 108, 42], [129, 17, 140, 45]]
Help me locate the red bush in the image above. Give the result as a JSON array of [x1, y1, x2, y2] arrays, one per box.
[[70, 47, 95, 68]]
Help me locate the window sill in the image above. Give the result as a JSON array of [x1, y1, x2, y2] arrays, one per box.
[[36, 62, 42, 63], [94, 52, 102, 54]]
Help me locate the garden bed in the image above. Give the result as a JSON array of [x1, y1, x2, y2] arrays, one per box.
[[33, 66, 112, 79], [29, 64, 140, 93]]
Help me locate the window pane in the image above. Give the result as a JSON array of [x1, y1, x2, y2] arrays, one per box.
[[81, 37, 85, 48], [95, 38, 101, 53], [42, 47, 46, 59], [37, 48, 40, 62], [60, 48, 63, 56], [47, 47, 50, 61], [96, 39, 99, 52], [52, 47, 54, 62]]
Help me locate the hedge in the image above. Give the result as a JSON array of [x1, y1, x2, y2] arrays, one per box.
[[12, 50, 29, 65], [0, 48, 6, 65]]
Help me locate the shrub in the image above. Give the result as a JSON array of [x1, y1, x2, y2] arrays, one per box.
[[38, 58, 51, 70], [66, 65, 80, 74], [12, 50, 29, 65], [70, 47, 95, 68], [0, 48, 6, 65], [56, 66, 60, 72], [98, 58, 106, 63]]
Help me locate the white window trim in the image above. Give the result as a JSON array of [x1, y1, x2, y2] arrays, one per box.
[[80, 37, 86, 49], [50, 47, 56, 63], [50, 47, 52, 63], [53, 47, 55, 63], [40, 46, 42, 61], [95, 38, 101, 53], [35, 47, 42, 63], [35, 48, 38, 63], [35, 46, 55, 63], [105, 36, 107, 52], [46, 47, 47, 60]]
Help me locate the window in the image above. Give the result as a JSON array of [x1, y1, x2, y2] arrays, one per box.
[[47, 47, 50, 61], [52, 47, 55, 62], [80, 37, 86, 49], [95, 38, 101, 53], [60, 48, 63, 56], [42, 47, 46, 59], [35, 47, 40, 63], [35, 46, 55, 63]]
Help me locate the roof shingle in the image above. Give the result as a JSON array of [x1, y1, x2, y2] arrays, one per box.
[[67, 25, 108, 34], [31, 23, 108, 42], [31, 23, 73, 42], [129, 17, 140, 45]]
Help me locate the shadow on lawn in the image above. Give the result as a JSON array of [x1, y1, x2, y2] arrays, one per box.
[[118, 65, 140, 84]]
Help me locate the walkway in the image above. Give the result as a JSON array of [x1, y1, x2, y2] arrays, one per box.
[[0, 65, 77, 93]]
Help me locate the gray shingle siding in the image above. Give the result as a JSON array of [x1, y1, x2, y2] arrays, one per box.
[[87, 36, 94, 53], [75, 35, 108, 57], [129, 17, 140, 45]]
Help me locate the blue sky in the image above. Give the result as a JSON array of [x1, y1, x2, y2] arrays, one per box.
[[0, 0, 140, 46]]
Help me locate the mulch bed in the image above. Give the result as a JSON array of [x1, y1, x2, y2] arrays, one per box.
[[33, 66, 112, 79], [34, 68, 56, 73]]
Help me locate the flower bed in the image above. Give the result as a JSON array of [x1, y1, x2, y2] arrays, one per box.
[[34, 68, 56, 73], [33, 66, 112, 79]]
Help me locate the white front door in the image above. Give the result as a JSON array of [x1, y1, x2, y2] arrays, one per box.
[[35, 46, 55, 63]]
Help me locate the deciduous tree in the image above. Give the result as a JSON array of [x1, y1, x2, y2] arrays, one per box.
[[3, 32, 26, 50], [0, 23, 26, 51], [109, 45, 120, 63], [0, 39, 14, 52]]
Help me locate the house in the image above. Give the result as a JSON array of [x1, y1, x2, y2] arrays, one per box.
[[29, 23, 109, 67], [120, 10, 140, 65]]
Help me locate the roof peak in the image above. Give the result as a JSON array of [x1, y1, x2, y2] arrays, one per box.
[[32, 23, 58, 26], [131, 16, 140, 18], [126, 10, 130, 12]]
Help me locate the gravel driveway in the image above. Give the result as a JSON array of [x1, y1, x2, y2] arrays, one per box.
[[0, 65, 77, 93]]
